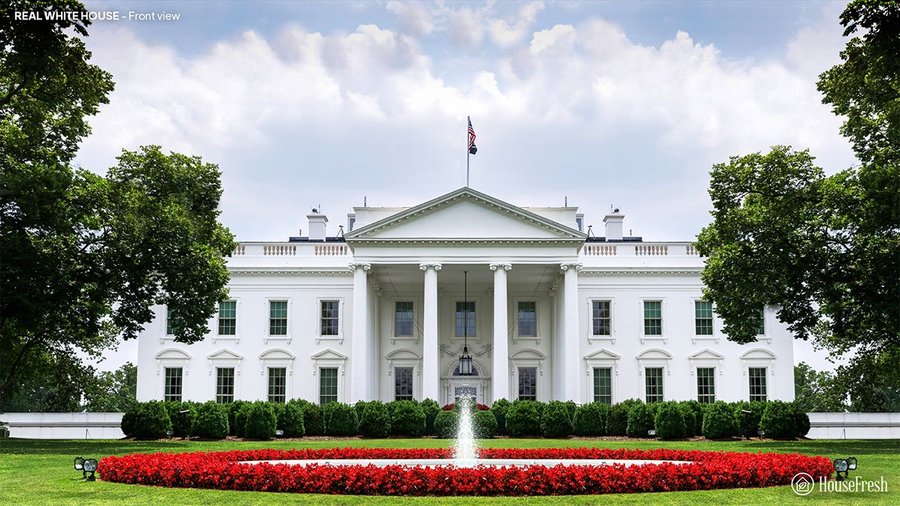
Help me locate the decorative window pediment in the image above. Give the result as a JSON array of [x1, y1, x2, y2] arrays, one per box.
[[636, 348, 673, 361], [741, 348, 776, 361], [155, 348, 191, 361], [260, 348, 295, 361], [208, 348, 243, 361], [310, 349, 348, 361], [155, 348, 191, 377], [510, 349, 546, 361], [207, 348, 243, 376], [385, 349, 421, 361], [584, 349, 622, 362], [688, 349, 725, 361]]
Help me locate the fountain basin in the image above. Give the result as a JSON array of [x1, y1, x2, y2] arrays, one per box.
[[245, 458, 691, 468]]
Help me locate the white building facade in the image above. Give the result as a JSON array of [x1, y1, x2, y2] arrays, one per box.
[[136, 187, 794, 406]]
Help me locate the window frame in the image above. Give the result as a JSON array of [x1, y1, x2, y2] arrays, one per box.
[[266, 298, 291, 343], [319, 299, 341, 337], [642, 300, 663, 336], [164, 367, 183, 402], [394, 366, 414, 401], [593, 367, 613, 404], [748, 367, 768, 402], [315, 297, 345, 343], [694, 300, 714, 336], [216, 367, 235, 403], [319, 367, 339, 405], [393, 300, 416, 338], [644, 367, 664, 403], [454, 299, 477, 339], [696, 367, 716, 403], [216, 299, 239, 339], [517, 366, 538, 401], [516, 300, 538, 338], [267, 366, 287, 403]]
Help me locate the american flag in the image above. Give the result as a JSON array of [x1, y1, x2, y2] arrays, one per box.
[[468, 117, 477, 154]]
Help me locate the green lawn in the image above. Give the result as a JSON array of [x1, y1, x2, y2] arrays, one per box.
[[1, 438, 897, 504]]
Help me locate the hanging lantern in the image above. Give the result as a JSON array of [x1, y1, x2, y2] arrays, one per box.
[[459, 346, 473, 376], [458, 270, 475, 376]]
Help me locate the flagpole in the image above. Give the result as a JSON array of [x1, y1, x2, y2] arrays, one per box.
[[466, 116, 470, 187]]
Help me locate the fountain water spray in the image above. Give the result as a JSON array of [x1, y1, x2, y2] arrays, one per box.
[[452, 394, 478, 466]]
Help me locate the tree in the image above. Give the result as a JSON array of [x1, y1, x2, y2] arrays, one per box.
[[793, 363, 847, 412], [83, 363, 138, 412], [696, 1, 899, 395], [0, 1, 235, 409]]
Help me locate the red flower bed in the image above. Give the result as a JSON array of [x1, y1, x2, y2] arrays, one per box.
[[442, 402, 491, 411], [98, 447, 832, 496]]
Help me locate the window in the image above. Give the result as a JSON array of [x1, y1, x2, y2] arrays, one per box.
[[695, 300, 713, 335], [268, 367, 286, 403], [593, 367, 612, 404], [218, 300, 236, 336], [320, 300, 340, 336], [517, 301, 537, 337], [269, 301, 287, 335], [455, 301, 476, 337], [319, 367, 338, 404], [165, 307, 181, 336], [749, 367, 767, 401], [592, 301, 611, 336], [518, 367, 537, 401], [697, 367, 715, 403], [216, 367, 235, 403], [645, 367, 663, 403], [164, 367, 183, 401], [755, 308, 765, 335], [643, 301, 662, 335], [395, 301, 414, 337], [394, 367, 413, 401]]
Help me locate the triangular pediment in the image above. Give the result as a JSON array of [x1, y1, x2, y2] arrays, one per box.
[[688, 349, 725, 361], [584, 349, 622, 361], [208, 348, 243, 361], [346, 187, 586, 243], [311, 348, 348, 361]]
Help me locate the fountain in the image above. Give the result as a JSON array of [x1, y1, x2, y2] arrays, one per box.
[[451, 395, 478, 466]]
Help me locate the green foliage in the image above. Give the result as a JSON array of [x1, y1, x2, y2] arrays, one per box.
[[626, 402, 656, 438], [278, 402, 305, 438], [227, 401, 250, 437], [388, 400, 425, 437], [120, 405, 137, 438], [759, 401, 799, 439], [490, 398, 511, 435], [83, 363, 138, 412], [420, 398, 440, 436], [734, 401, 766, 438], [506, 400, 543, 437], [540, 401, 574, 438], [681, 400, 705, 437], [163, 401, 198, 438], [573, 402, 609, 436], [132, 401, 172, 439], [296, 400, 324, 436], [244, 402, 276, 440], [702, 401, 738, 439], [678, 402, 698, 437], [794, 407, 811, 437], [794, 363, 848, 412], [608, 399, 642, 436], [433, 410, 458, 439], [473, 410, 498, 439], [324, 402, 358, 436], [654, 402, 686, 440], [192, 401, 229, 439], [359, 401, 390, 438]]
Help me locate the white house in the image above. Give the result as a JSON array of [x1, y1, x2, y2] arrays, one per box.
[[136, 187, 794, 406]]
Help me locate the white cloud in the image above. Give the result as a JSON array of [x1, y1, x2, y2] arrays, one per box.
[[488, 1, 545, 47], [386, 0, 435, 37]]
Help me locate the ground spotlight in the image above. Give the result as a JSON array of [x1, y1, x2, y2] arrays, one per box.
[[833, 457, 857, 481], [82, 459, 98, 481], [73, 456, 84, 471], [847, 456, 857, 471]]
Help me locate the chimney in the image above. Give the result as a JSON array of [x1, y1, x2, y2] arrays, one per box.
[[307, 210, 328, 241], [603, 209, 624, 241]]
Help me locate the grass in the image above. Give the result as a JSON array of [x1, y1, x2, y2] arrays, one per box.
[[1, 437, 898, 504]]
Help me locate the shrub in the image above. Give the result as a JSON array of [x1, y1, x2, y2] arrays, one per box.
[[491, 399, 511, 435], [573, 402, 609, 436], [244, 402, 277, 440], [681, 400, 704, 436], [296, 400, 324, 436], [506, 400, 542, 437], [473, 410, 498, 439], [654, 402, 686, 440], [192, 401, 229, 439], [325, 402, 359, 436], [760, 401, 798, 439], [734, 401, 766, 437], [389, 400, 425, 437], [278, 402, 306, 438], [164, 401, 198, 438], [121, 405, 138, 438], [359, 401, 390, 438], [702, 401, 738, 439], [420, 399, 440, 436], [793, 405, 811, 437], [541, 401, 574, 438], [228, 401, 251, 437], [353, 401, 369, 426], [608, 399, 642, 436], [626, 402, 655, 438], [679, 403, 697, 437], [133, 401, 172, 439], [433, 410, 458, 439]]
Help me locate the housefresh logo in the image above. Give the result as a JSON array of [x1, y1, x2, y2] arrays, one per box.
[[791, 473, 889, 496]]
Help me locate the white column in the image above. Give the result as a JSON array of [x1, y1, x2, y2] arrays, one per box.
[[561, 262, 582, 401], [349, 262, 371, 402], [490, 263, 512, 403], [420, 263, 442, 401]]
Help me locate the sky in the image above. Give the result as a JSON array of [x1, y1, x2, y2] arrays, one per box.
[[72, 0, 857, 373]]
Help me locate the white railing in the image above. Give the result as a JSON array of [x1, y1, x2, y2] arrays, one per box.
[[230, 243, 349, 257]]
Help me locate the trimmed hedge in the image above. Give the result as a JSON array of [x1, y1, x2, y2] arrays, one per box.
[[164, 401, 198, 438], [681, 400, 704, 436], [734, 401, 765, 437], [626, 402, 656, 438], [421, 399, 440, 436], [325, 402, 359, 436], [608, 398, 642, 436], [193, 401, 230, 439], [244, 402, 277, 440], [506, 400, 542, 437], [702, 401, 738, 439], [678, 402, 698, 437], [133, 401, 172, 439], [120, 407, 137, 438], [541, 401, 574, 438], [654, 402, 686, 440], [297, 400, 325, 436], [359, 401, 390, 438], [760, 400, 809, 439], [389, 400, 425, 437], [491, 399, 511, 435], [473, 410, 498, 438], [433, 410, 458, 439], [573, 402, 609, 436], [279, 402, 306, 438]]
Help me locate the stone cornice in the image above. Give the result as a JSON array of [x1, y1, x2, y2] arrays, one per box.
[[348, 237, 585, 245], [579, 267, 703, 276], [230, 268, 352, 276]]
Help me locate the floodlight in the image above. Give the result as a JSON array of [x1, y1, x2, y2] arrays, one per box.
[[74, 456, 84, 471], [847, 457, 857, 471], [275, 429, 284, 437], [647, 429, 656, 436], [833, 459, 848, 472], [82, 459, 98, 481]]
